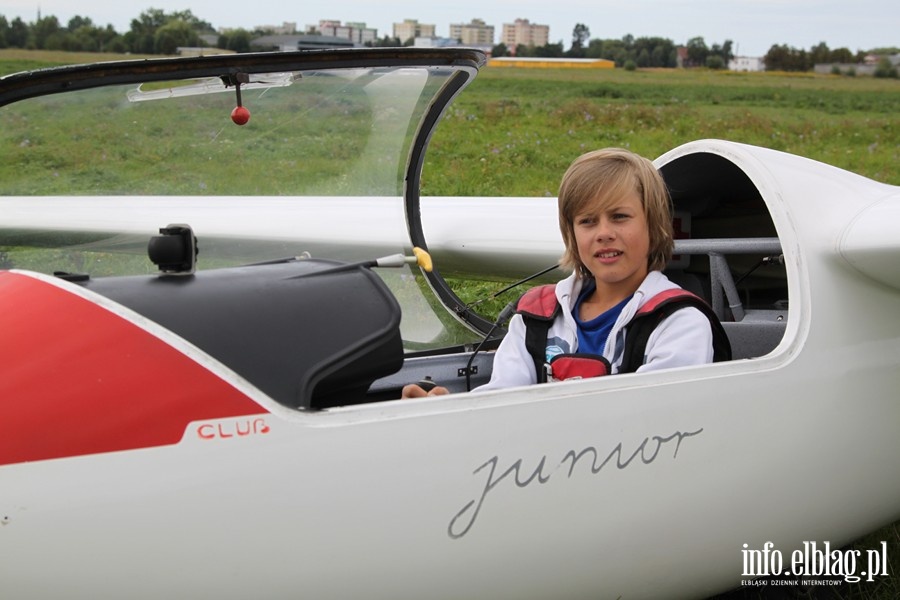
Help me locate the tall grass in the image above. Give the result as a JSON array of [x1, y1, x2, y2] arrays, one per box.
[[423, 63, 898, 317], [3, 50, 896, 191], [423, 66, 899, 199], [0, 48, 160, 75]]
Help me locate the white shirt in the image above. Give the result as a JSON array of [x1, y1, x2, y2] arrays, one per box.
[[476, 270, 715, 391]]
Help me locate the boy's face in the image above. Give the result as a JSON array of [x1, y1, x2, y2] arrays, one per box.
[[573, 190, 651, 297]]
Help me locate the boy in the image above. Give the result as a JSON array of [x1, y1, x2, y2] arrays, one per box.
[[403, 148, 717, 397]]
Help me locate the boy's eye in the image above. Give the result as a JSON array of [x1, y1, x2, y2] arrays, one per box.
[[576, 216, 596, 225]]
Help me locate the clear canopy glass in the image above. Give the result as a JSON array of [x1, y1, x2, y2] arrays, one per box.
[[0, 50, 486, 351]]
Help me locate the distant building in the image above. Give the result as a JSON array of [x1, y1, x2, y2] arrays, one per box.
[[863, 53, 894, 65], [251, 35, 304, 52], [315, 20, 377, 46], [728, 56, 763, 72], [297, 34, 355, 50], [345, 22, 377, 45], [393, 19, 436, 44], [449, 18, 495, 46], [813, 55, 899, 76], [256, 22, 297, 35], [501, 19, 549, 49], [251, 34, 354, 51], [413, 37, 461, 49]]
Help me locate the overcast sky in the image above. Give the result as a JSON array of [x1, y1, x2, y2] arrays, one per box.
[[3, 0, 897, 57]]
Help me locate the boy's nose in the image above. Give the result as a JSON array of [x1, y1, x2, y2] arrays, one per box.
[[595, 217, 616, 239]]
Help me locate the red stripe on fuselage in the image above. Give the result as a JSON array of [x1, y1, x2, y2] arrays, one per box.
[[0, 271, 268, 466]]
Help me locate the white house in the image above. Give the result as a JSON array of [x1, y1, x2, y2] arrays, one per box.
[[728, 56, 764, 72]]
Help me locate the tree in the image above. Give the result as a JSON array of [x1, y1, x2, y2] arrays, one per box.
[[650, 45, 668, 67], [707, 40, 734, 63], [829, 47, 854, 63], [705, 55, 726, 69], [491, 42, 508, 57], [763, 44, 789, 70], [219, 29, 252, 53], [31, 15, 61, 49], [7, 17, 29, 48], [103, 26, 127, 53], [763, 44, 811, 71], [633, 36, 676, 67], [874, 57, 898, 78], [568, 23, 590, 57], [533, 42, 564, 58], [637, 48, 650, 68], [66, 25, 99, 51], [66, 16, 94, 31], [721, 40, 734, 63], [685, 36, 708, 67], [585, 38, 627, 65], [585, 38, 605, 58], [365, 35, 401, 47], [154, 20, 198, 54], [809, 41, 832, 66], [123, 9, 212, 54], [126, 9, 168, 53], [159, 9, 215, 35]]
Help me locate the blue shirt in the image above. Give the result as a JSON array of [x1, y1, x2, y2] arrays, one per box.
[[573, 280, 633, 355]]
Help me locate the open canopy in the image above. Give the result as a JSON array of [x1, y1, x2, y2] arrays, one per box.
[[0, 48, 495, 349]]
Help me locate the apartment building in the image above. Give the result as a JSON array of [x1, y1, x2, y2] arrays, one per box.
[[316, 20, 377, 46], [255, 22, 298, 35], [501, 19, 549, 48], [448, 18, 495, 45], [393, 19, 436, 43]]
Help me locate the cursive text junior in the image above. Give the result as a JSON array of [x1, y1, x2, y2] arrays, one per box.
[[447, 427, 703, 539]]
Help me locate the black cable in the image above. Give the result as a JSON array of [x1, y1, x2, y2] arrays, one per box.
[[733, 254, 784, 288], [464, 263, 560, 311], [465, 301, 517, 391]]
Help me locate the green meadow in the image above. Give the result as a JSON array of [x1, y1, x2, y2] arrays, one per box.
[[2, 50, 900, 597], [2, 49, 897, 193], [423, 61, 898, 320], [424, 65, 898, 198]]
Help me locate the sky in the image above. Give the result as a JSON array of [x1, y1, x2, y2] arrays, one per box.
[[2, 0, 897, 57]]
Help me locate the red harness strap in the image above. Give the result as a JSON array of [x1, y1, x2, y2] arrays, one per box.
[[619, 289, 731, 373], [516, 284, 559, 320], [634, 287, 692, 315], [547, 353, 611, 381], [516, 284, 731, 382], [517, 285, 560, 383]]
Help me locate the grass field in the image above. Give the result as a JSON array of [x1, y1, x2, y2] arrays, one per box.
[[2, 49, 897, 192], [0, 48, 160, 75], [424, 64, 898, 199], [2, 50, 899, 598]]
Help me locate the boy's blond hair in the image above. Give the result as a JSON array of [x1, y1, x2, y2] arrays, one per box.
[[558, 148, 674, 275]]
